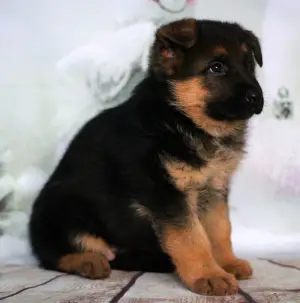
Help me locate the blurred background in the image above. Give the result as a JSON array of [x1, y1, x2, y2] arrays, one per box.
[[0, 0, 300, 263]]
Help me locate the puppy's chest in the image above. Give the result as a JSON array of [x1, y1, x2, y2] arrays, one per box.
[[164, 136, 244, 191], [199, 137, 244, 179]]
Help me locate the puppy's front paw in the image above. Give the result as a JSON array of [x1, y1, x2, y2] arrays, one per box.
[[222, 259, 253, 280], [191, 272, 238, 296]]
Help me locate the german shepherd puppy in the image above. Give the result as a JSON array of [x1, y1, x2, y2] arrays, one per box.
[[29, 18, 264, 296]]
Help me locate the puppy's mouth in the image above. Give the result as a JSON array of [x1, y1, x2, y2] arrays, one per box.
[[205, 94, 264, 121]]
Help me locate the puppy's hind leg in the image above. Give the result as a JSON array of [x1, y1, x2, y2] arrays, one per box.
[[58, 252, 110, 280], [29, 184, 114, 280], [58, 234, 117, 279]]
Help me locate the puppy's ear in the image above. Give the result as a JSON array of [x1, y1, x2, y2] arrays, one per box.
[[151, 18, 197, 77], [157, 18, 197, 49], [244, 30, 263, 67]]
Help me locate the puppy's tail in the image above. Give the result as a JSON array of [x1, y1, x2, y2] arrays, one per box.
[[110, 250, 175, 273]]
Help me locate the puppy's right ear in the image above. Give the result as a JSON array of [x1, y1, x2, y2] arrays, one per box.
[[244, 29, 263, 67], [151, 18, 197, 77]]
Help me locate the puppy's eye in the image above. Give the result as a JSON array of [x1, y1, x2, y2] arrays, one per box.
[[209, 62, 227, 75]]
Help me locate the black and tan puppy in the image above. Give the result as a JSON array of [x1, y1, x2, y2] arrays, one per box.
[[29, 18, 264, 296]]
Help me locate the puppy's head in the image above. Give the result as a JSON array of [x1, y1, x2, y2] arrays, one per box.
[[150, 18, 264, 134]]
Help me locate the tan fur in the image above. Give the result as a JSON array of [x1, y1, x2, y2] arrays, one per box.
[[214, 46, 228, 55], [164, 160, 206, 191], [161, 216, 218, 283], [201, 202, 234, 264], [207, 144, 244, 190], [58, 252, 111, 279], [171, 78, 244, 137], [161, 216, 238, 294], [163, 143, 243, 193], [75, 234, 115, 261], [205, 152, 243, 184], [201, 202, 253, 280]]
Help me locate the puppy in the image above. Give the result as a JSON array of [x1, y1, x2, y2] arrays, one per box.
[[29, 18, 264, 296]]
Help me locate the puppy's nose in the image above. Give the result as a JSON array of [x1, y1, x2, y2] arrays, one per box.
[[245, 88, 263, 114], [245, 89, 259, 104]]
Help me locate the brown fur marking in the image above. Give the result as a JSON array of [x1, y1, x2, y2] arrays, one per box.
[[222, 259, 253, 280], [163, 160, 206, 221], [207, 146, 243, 189], [164, 160, 206, 191], [201, 202, 234, 263], [171, 78, 243, 137], [214, 46, 228, 55], [206, 155, 242, 186], [163, 144, 242, 194], [58, 252, 111, 279], [201, 202, 253, 280], [161, 217, 238, 294], [75, 234, 115, 261], [161, 217, 218, 283]]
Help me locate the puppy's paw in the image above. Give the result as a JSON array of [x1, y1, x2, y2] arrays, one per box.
[[78, 254, 111, 279], [191, 272, 238, 296], [222, 259, 253, 280], [59, 252, 111, 280]]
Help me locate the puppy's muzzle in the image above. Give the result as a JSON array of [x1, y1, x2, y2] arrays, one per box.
[[245, 87, 264, 114]]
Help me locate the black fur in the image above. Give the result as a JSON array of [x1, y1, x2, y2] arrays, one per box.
[[29, 76, 189, 272]]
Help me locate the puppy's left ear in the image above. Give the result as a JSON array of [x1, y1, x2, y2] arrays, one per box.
[[151, 18, 197, 77], [244, 30, 263, 67], [157, 18, 197, 49]]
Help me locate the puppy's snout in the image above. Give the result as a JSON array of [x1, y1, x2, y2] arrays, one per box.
[[245, 87, 263, 114]]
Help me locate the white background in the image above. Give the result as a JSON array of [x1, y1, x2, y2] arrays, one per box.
[[1, 0, 300, 261]]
